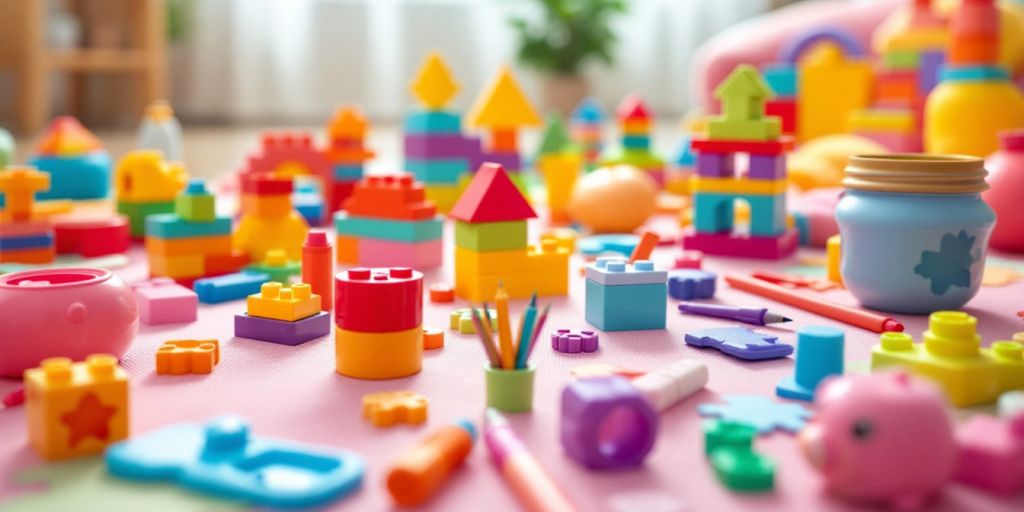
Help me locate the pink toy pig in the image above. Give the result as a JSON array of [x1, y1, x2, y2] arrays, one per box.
[[800, 372, 956, 510]]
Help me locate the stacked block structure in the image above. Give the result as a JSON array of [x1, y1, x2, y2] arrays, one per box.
[[449, 163, 569, 301], [234, 282, 330, 346], [324, 107, 375, 213], [570, 97, 605, 171], [585, 256, 667, 332], [234, 173, 309, 262], [335, 267, 424, 380], [115, 150, 188, 238], [23, 116, 112, 202], [600, 95, 665, 186], [535, 113, 581, 225], [0, 167, 56, 263], [466, 66, 542, 190], [404, 52, 478, 213], [684, 65, 798, 260], [335, 174, 443, 269], [145, 179, 248, 283]]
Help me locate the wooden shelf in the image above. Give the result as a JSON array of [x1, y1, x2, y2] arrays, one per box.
[[47, 49, 149, 72]]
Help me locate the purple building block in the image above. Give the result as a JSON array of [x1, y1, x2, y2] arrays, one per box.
[[919, 51, 944, 95], [560, 376, 659, 469], [747, 154, 786, 180], [696, 152, 734, 178], [404, 134, 477, 159], [234, 311, 331, 346], [477, 152, 522, 172], [551, 329, 599, 353], [684, 326, 793, 361], [668, 270, 717, 300]]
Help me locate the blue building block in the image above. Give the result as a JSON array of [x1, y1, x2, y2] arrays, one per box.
[[293, 188, 325, 226], [776, 326, 844, 402], [27, 152, 112, 201], [146, 214, 232, 239], [668, 270, 717, 300], [675, 135, 696, 168], [792, 212, 810, 245], [571, 97, 605, 124], [193, 272, 269, 304], [693, 192, 787, 237], [334, 212, 442, 242], [762, 64, 797, 97], [0, 233, 54, 250], [941, 65, 1008, 82], [333, 165, 364, 181], [585, 279, 667, 331], [578, 234, 638, 257], [684, 327, 793, 361], [622, 135, 650, 150], [404, 111, 462, 134], [106, 416, 365, 508], [698, 395, 811, 434], [585, 257, 667, 286], [405, 158, 469, 185]]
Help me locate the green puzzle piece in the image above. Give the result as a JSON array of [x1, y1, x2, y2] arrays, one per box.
[[1, 458, 248, 512]]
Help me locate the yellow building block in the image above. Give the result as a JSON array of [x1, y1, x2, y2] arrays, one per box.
[[234, 210, 309, 261], [455, 265, 569, 302], [148, 254, 204, 279], [240, 193, 293, 218], [145, 235, 233, 258], [455, 240, 568, 276], [797, 45, 873, 142], [848, 109, 915, 133], [362, 391, 428, 427], [423, 185, 463, 214], [870, 311, 1024, 407], [114, 150, 188, 203], [690, 176, 788, 195], [465, 65, 542, 130], [449, 307, 498, 334], [246, 282, 320, 322], [335, 326, 423, 380], [25, 355, 129, 461], [156, 339, 220, 375], [410, 51, 459, 110], [538, 153, 582, 225], [826, 234, 843, 285]]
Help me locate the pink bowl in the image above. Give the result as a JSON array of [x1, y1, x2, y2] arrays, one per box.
[[0, 268, 138, 378]]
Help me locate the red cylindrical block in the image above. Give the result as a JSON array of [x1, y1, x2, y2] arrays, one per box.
[[335, 267, 422, 332], [302, 231, 333, 311]]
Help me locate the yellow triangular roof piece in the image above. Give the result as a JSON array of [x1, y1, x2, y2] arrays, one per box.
[[410, 51, 460, 109], [466, 66, 541, 129]]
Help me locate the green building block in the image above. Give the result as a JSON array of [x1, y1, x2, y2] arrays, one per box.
[[707, 117, 781, 141], [710, 448, 775, 492], [599, 148, 664, 169], [884, 50, 920, 70], [245, 249, 301, 283], [703, 420, 756, 456], [0, 126, 14, 169], [174, 181, 216, 222], [117, 200, 176, 237], [455, 220, 527, 251], [449, 307, 499, 334]]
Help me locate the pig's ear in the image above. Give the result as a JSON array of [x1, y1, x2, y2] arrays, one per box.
[[890, 372, 911, 387]]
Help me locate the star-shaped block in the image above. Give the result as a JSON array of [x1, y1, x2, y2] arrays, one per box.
[[362, 391, 428, 427], [698, 394, 811, 434]]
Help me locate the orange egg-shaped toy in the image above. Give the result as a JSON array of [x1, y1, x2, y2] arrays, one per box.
[[568, 165, 658, 233]]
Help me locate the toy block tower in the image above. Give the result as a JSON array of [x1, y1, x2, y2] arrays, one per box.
[[449, 163, 569, 301], [334, 174, 443, 269], [585, 256, 667, 332], [325, 106, 375, 214], [0, 166, 56, 263], [404, 51, 476, 213], [25, 354, 129, 461], [570, 97, 605, 170], [684, 65, 798, 260], [145, 179, 248, 283], [115, 150, 189, 238], [234, 173, 310, 262], [466, 66, 542, 190], [237, 133, 334, 225], [599, 95, 665, 186], [24, 116, 112, 202], [234, 282, 331, 346], [535, 112, 582, 225]]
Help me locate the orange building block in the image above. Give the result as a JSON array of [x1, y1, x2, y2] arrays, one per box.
[[423, 326, 445, 350], [0, 167, 50, 222], [949, 35, 999, 66], [489, 129, 519, 153], [343, 175, 437, 220], [429, 283, 455, 303], [24, 355, 129, 461], [336, 236, 359, 263], [204, 250, 251, 276], [149, 254, 204, 279], [145, 235, 233, 258], [0, 246, 56, 264], [155, 339, 220, 375], [362, 391, 428, 427]]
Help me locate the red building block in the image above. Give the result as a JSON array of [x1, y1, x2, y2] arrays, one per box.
[[765, 100, 797, 135], [449, 163, 536, 223], [53, 214, 130, 257], [342, 175, 437, 220], [241, 173, 293, 195], [690, 136, 794, 156], [335, 267, 423, 333]]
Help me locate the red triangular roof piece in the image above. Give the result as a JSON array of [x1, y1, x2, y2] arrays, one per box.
[[616, 94, 649, 121], [449, 163, 537, 222]]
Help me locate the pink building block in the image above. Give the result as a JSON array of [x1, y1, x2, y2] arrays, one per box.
[[855, 131, 922, 153], [791, 187, 842, 247], [682, 228, 798, 260], [354, 238, 442, 269], [132, 277, 198, 325], [955, 413, 1024, 495]]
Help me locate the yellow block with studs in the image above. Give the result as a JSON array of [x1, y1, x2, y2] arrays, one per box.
[[246, 282, 321, 322]]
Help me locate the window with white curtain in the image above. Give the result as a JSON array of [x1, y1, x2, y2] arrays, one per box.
[[170, 0, 770, 123]]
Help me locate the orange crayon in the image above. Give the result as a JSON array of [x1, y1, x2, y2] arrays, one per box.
[[386, 419, 475, 507], [302, 230, 333, 311]]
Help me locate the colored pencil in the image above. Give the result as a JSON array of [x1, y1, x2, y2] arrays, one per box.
[[524, 303, 551, 363], [514, 294, 538, 369], [495, 282, 514, 369], [480, 302, 496, 340], [471, 305, 501, 367]]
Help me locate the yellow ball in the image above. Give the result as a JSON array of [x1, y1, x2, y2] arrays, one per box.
[[568, 165, 657, 233]]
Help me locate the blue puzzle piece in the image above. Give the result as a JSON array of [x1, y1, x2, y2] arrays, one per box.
[[578, 234, 639, 257], [193, 272, 269, 304], [106, 416, 365, 509], [668, 270, 717, 300], [698, 395, 811, 434], [684, 327, 792, 361]]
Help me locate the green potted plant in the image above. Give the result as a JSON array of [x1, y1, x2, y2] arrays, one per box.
[[509, 0, 628, 115]]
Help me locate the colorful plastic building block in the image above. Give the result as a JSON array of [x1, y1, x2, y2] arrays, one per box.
[[53, 212, 131, 257], [27, 117, 112, 201], [423, 326, 445, 350], [797, 43, 873, 143], [300, 231, 333, 311], [234, 311, 331, 346], [410, 51, 459, 109], [870, 311, 1024, 407], [449, 163, 536, 223], [449, 308, 498, 334], [585, 257, 666, 332], [704, 420, 775, 492], [174, 180, 215, 222], [428, 283, 455, 303], [245, 249, 301, 284], [684, 327, 793, 361], [25, 355, 129, 460], [106, 416, 365, 508], [465, 65, 541, 166], [777, 326, 844, 401], [234, 173, 309, 261], [585, 257, 667, 286], [131, 277, 197, 325], [578, 234, 639, 257], [955, 412, 1024, 495], [193, 272, 269, 304], [335, 326, 423, 380], [246, 282, 321, 322], [155, 339, 219, 375], [362, 391, 428, 427], [560, 376, 659, 469], [551, 329, 599, 353], [599, 95, 665, 185], [0, 167, 57, 264], [114, 150, 188, 238], [698, 394, 811, 434], [707, 65, 780, 141], [667, 269, 717, 300]]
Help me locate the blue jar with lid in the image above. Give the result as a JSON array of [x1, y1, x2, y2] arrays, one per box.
[[835, 154, 995, 314]]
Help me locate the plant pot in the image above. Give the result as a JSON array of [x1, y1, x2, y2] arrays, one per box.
[[543, 74, 589, 117]]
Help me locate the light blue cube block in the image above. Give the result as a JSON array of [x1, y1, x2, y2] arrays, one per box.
[[405, 158, 469, 185], [403, 111, 462, 134], [334, 212, 442, 242], [693, 192, 787, 237], [585, 279, 667, 332]]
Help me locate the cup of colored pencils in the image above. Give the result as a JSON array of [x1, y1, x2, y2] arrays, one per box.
[[471, 283, 549, 413]]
